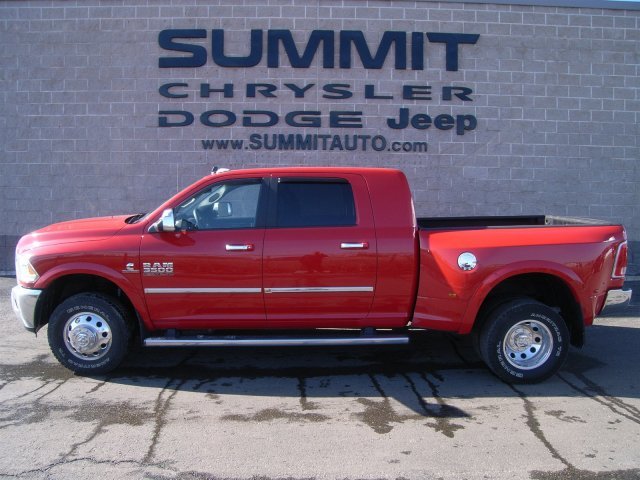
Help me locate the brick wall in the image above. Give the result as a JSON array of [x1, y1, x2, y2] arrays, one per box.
[[1, 0, 638, 274]]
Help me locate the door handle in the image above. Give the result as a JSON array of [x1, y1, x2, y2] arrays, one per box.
[[340, 242, 369, 250], [226, 244, 254, 251]]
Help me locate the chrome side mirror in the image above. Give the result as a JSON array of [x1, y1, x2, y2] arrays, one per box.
[[158, 208, 176, 232]]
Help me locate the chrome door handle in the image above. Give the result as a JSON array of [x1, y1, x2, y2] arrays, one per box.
[[226, 244, 254, 251], [340, 242, 369, 250]]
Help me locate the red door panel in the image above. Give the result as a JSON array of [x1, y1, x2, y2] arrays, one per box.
[[140, 229, 266, 329], [263, 174, 377, 327]]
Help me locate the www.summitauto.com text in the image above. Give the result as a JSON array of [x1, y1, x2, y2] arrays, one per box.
[[201, 134, 429, 153]]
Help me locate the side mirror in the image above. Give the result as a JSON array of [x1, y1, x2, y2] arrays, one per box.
[[155, 208, 176, 232], [214, 202, 232, 218]]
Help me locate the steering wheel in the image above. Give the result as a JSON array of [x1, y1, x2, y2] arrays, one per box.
[[194, 203, 221, 229], [188, 185, 228, 229]]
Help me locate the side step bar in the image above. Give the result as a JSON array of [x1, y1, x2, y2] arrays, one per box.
[[144, 334, 409, 348]]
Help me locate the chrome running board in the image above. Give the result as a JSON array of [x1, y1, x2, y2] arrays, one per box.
[[144, 334, 409, 348]]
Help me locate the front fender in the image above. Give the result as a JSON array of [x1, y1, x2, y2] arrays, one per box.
[[34, 262, 151, 330]]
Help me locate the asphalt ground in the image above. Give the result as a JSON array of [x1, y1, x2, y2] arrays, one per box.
[[1, 276, 639, 480]]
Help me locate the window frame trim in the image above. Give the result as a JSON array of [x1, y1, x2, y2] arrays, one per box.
[[173, 177, 269, 231], [267, 176, 358, 229]]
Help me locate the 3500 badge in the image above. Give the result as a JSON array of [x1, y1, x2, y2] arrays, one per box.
[[143, 262, 174, 276]]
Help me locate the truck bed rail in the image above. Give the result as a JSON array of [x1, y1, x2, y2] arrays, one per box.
[[417, 215, 612, 229]]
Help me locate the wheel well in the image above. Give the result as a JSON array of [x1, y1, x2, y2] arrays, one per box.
[[35, 274, 138, 334], [474, 273, 584, 347]]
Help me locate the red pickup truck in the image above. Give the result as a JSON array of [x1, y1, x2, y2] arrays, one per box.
[[11, 167, 631, 383]]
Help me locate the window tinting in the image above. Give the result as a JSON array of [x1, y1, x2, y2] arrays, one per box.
[[276, 180, 356, 227]]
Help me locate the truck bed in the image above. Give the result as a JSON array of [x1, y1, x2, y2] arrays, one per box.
[[417, 215, 612, 229]]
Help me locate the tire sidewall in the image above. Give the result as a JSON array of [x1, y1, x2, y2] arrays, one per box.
[[481, 300, 569, 384], [48, 294, 129, 375]]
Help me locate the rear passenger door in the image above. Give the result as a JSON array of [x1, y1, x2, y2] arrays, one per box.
[[263, 174, 377, 327]]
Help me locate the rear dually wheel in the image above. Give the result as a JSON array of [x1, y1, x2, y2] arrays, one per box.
[[479, 298, 569, 384]]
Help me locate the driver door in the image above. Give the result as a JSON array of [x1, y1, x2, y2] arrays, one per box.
[[140, 177, 267, 329]]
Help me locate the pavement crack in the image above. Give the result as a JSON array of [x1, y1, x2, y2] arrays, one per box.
[[144, 350, 197, 463], [191, 379, 210, 391], [508, 383, 572, 469], [353, 373, 425, 434], [7, 456, 171, 478], [401, 372, 431, 414], [0, 381, 52, 404], [368, 372, 387, 398], [417, 372, 466, 438], [85, 377, 110, 395], [356, 374, 397, 434], [61, 424, 107, 461], [46, 399, 156, 463], [145, 378, 186, 464], [297, 376, 319, 411], [33, 377, 70, 401], [0, 420, 22, 431], [558, 373, 640, 425]]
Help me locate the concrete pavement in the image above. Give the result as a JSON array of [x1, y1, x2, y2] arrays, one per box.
[[1, 277, 639, 480]]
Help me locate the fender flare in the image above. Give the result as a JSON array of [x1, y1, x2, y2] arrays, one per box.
[[34, 262, 151, 330], [458, 260, 587, 334]]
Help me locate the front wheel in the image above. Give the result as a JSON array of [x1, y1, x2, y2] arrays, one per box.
[[47, 293, 131, 375], [478, 299, 569, 384]]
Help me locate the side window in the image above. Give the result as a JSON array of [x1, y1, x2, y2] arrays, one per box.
[[175, 179, 262, 230], [276, 179, 356, 227]]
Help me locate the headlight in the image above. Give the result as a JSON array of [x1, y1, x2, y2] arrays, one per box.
[[15, 253, 39, 285]]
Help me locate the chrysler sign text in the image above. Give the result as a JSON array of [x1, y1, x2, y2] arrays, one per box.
[[156, 29, 481, 150]]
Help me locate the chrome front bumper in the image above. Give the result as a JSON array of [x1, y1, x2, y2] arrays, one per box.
[[11, 286, 42, 332], [605, 289, 632, 307]]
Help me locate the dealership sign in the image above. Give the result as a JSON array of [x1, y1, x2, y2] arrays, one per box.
[[157, 29, 480, 152]]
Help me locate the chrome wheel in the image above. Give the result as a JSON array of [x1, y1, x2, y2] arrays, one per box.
[[480, 299, 569, 384], [63, 312, 113, 360], [502, 320, 553, 370]]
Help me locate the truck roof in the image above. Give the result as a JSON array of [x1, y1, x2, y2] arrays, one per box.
[[211, 166, 404, 177]]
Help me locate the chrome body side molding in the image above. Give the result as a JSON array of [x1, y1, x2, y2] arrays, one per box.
[[144, 288, 262, 294]]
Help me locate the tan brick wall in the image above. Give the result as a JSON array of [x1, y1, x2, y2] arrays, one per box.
[[1, 0, 638, 273]]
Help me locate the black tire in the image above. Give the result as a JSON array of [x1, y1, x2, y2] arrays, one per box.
[[478, 298, 569, 384], [47, 293, 131, 375]]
